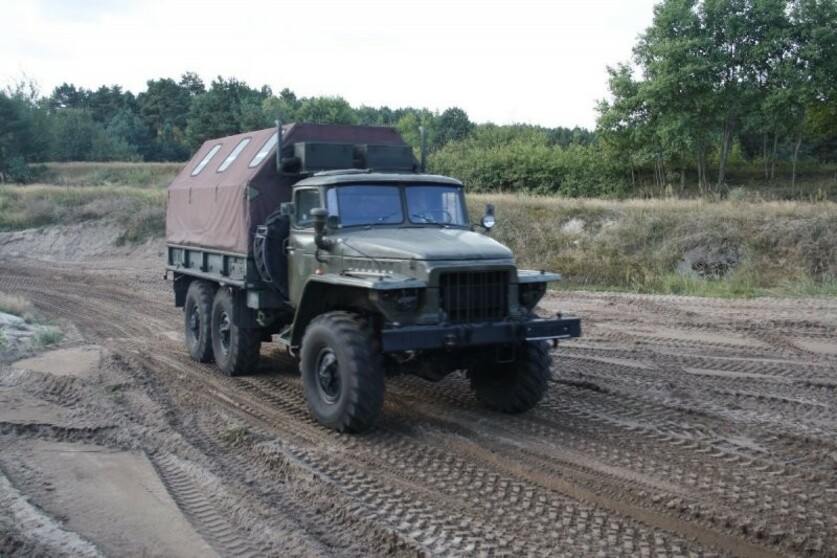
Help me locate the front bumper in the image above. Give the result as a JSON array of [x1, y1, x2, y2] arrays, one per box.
[[380, 317, 581, 353]]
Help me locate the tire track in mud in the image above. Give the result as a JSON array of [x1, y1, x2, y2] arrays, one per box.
[[2, 260, 835, 556], [390, 377, 833, 556], [149, 453, 264, 558], [557, 358, 837, 450], [132, 349, 780, 557], [127, 351, 446, 556]]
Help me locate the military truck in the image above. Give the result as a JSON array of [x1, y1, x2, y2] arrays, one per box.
[[165, 123, 580, 432]]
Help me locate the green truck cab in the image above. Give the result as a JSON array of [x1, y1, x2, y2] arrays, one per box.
[[166, 123, 580, 432]]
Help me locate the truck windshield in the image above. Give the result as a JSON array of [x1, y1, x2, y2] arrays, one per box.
[[405, 185, 467, 226], [326, 184, 468, 228], [327, 185, 403, 227]]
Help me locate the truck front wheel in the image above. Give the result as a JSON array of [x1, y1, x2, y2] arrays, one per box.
[[471, 341, 552, 414], [300, 312, 384, 432], [211, 288, 261, 376], [184, 280, 215, 363]]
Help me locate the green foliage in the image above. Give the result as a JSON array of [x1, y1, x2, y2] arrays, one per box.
[[355, 104, 401, 125], [293, 96, 359, 125], [5, 156, 46, 183], [185, 76, 270, 148], [261, 88, 300, 124], [395, 109, 438, 151], [0, 89, 49, 178], [598, 0, 837, 193], [32, 329, 63, 347], [430, 127, 629, 196], [4, 12, 833, 198], [48, 108, 138, 162], [48, 82, 89, 111], [108, 109, 152, 157], [88, 85, 137, 125], [433, 107, 474, 148], [137, 76, 194, 136]]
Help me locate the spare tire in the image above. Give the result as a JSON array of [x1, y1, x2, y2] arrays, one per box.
[[253, 211, 290, 302]]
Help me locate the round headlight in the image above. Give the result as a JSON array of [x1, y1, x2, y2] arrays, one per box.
[[481, 215, 496, 230]]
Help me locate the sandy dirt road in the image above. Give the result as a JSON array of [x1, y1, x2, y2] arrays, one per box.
[[0, 248, 835, 557]]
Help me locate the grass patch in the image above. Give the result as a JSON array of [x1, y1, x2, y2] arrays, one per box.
[[0, 164, 169, 243], [32, 329, 63, 347], [42, 162, 183, 189], [0, 184, 167, 241], [115, 205, 166, 245], [0, 330, 6, 351], [219, 425, 252, 446], [105, 390, 125, 404], [5, 163, 836, 297], [0, 292, 37, 323], [471, 194, 837, 297]]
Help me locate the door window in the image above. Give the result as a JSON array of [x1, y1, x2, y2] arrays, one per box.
[[295, 189, 321, 227]]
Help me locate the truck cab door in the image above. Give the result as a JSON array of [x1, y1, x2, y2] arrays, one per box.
[[287, 188, 322, 305]]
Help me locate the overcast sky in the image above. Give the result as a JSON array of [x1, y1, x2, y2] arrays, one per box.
[[0, 0, 659, 129]]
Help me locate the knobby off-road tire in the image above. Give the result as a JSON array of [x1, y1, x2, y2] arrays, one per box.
[[471, 341, 552, 413], [211, 288, 261, 377], [184, 280, 215, 363], [300, 312, 385, 433]]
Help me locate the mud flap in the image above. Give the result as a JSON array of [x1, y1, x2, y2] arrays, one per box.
[[230, 287, 258, 328]]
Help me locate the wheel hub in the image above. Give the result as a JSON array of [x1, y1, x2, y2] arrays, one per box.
[[315, 348, 340, 403]]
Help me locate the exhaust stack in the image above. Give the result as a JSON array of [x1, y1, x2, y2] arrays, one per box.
[[275, 119, 283, 171], [419, 126, 427, 173]]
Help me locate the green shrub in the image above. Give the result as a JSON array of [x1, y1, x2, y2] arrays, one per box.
[[32, 330, 63, 347]]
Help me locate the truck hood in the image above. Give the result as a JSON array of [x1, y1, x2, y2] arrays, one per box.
[[335, 227, 513, 261]]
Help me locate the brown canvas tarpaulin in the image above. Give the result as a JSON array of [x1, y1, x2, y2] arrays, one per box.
[[166, 123, 409, 254]]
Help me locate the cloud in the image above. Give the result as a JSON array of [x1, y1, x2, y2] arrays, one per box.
[[0, 0, 657, 128]]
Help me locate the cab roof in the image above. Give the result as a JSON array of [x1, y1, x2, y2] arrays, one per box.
[[294, 172, 462, 188]]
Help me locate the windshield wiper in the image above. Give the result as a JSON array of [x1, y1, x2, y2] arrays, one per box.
[[409, 213, 448, 227], [363, 212, 403, 229]]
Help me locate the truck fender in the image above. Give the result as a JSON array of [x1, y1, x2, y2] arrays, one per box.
[[290, 279, 375, 347]]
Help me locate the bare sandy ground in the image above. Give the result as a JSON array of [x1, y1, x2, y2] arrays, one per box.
[[0, 224, 835, 556]]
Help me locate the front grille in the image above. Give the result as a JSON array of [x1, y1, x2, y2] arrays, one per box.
[[439, 270, 509, 323]]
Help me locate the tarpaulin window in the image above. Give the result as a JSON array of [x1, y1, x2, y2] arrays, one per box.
[[249, 132, 279, 168], [190, 144, 222, 176], [217, 138, 252, 173]]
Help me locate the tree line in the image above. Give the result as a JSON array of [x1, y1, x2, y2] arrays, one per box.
[[0, 72, 592, 182], [1, 0, 834, 195], [597, 0, 836, 192]]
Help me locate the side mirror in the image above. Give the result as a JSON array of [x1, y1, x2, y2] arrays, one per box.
[[311, 208, 333, 250], [480, 204, 496, 231], [280, 202, 295, 216]]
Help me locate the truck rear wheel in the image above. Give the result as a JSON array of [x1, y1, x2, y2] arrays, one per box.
[[184, 280, 215, 363], [471, 341, 551, 414], [300, 312, 384, 432], [211, 288, 261, 376]]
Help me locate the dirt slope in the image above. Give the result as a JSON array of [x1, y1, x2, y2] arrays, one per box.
[[0, 234, 835, 556]]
